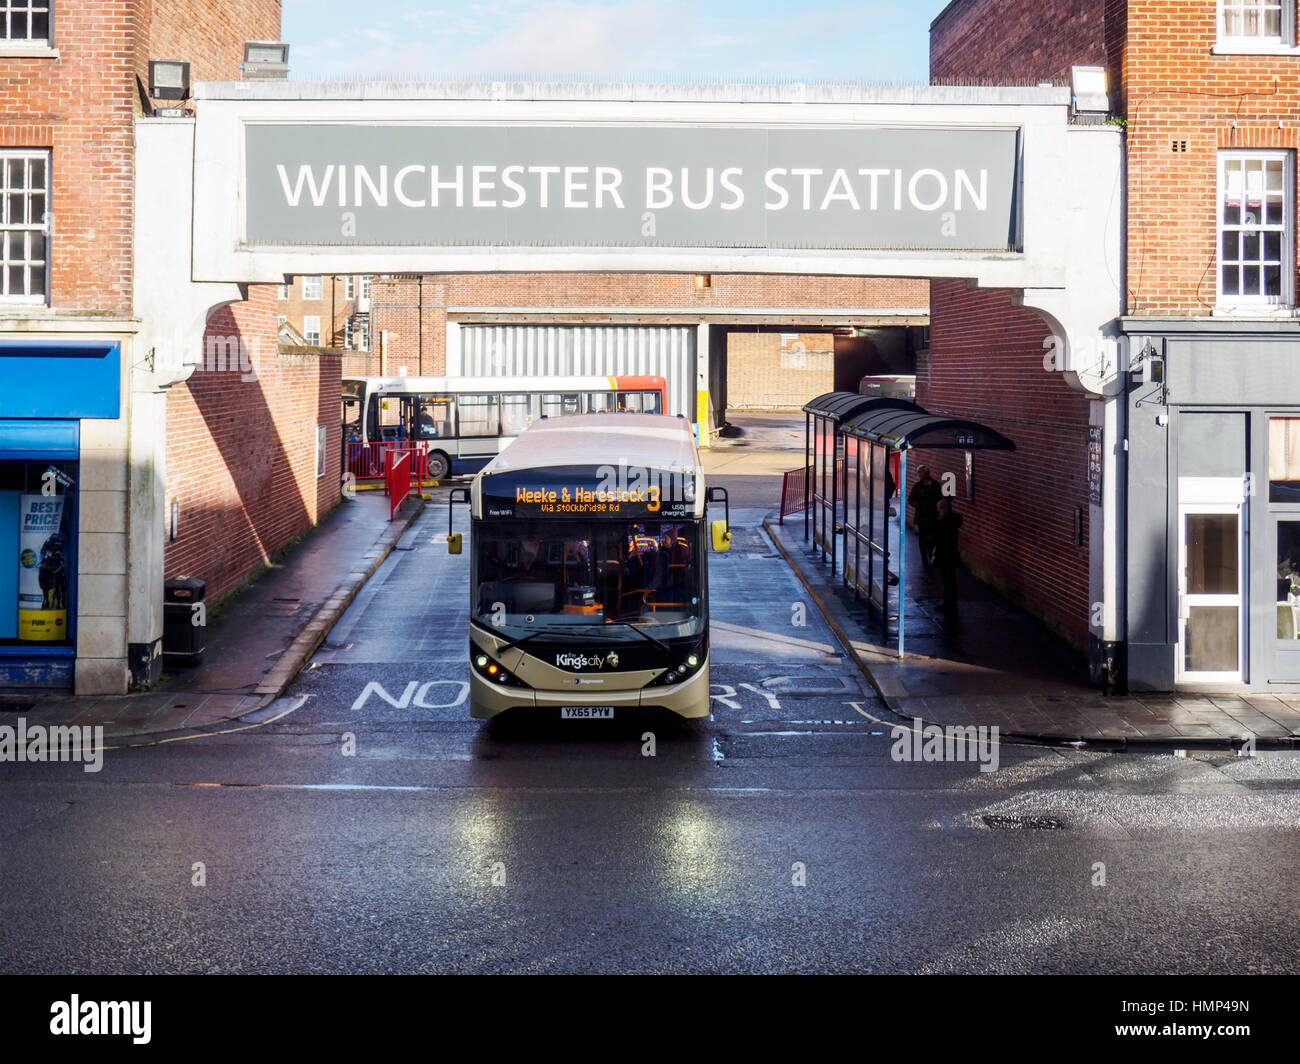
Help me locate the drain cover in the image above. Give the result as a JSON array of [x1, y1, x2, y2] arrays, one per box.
[[982, 814, 1066, 831]]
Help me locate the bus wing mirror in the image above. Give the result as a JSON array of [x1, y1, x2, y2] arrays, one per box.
[[447, 487, 471, 555], [711, 520, 731, 552], [706, 486, 730, 552]]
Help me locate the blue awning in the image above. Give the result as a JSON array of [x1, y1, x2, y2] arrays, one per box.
[[0, 419, 80, 459], [0, 341, 121, 419]]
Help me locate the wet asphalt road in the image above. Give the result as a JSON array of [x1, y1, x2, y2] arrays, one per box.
[[3, 494, 1300, 973]]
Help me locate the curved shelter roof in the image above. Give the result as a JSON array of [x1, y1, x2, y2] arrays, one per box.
[[842, 407, 1015, 451], [801, 391, 919, 423]]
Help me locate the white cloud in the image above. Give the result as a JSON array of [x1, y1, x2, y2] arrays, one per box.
[[293, 0, 754, 79]]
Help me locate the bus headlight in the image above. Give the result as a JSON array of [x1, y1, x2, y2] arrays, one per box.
[[471, 642, 530, 688], [643, 643, 706, 688]]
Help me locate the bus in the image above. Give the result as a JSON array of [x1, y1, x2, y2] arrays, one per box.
[[446, 413, 732, 720], [343, 374, 669, 480]]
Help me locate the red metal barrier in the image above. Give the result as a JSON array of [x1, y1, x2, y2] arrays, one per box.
[[387, 450, 411, 521], [779, 464, 814, 524], [347, 441, 430, 481]]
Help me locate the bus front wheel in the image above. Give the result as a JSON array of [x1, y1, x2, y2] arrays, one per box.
[[427, 451, 451, 480]]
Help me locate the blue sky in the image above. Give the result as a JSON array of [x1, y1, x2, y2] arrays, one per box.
[[282, 1, 953, 83]]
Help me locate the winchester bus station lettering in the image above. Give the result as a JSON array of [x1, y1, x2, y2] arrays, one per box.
[[245, 124, 1021, 251], [275, 162, 991, 215]]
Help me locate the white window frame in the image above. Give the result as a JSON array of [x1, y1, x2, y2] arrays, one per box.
[[1217, 150, 1294, 311], [277, 282, 289, 300], [303, 314, 321, 346], [345, 275, 355, 300], [1176, 478, 1248, 684], [1, 1, 52, 47], [1215, 0, 1298, 53], [0, 148, 49, 304], [302, 274, 323, 301], [357, 318, 370, 351]]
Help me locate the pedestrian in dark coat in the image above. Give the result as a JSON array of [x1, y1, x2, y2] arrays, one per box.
[[933, 498, 963, 617], [908, 465, 943, 565]]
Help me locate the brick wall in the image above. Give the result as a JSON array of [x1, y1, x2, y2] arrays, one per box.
[[371, 272, 929, 377], [165, 286, 342, 604], [937, 0, 1300, 316], [277, 273, 368, 349], [727, 332, 835, 409], [930, 0, 1110, 84], [930, 1, 1105, 650], [0, 1, 138, 313], [0, 1, 279, 316], [369, 276, 447, 375], [1123, 0, 1300, 315], [144, 0, 280, 86], [341, 352, 380, 377], [918, 282, 1093, 648]]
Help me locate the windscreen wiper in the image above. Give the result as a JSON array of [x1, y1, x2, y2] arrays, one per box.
[[496, 630, 547, 654], [598, 622, 671, 654]]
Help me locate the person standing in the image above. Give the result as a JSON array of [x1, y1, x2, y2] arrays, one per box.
[[908, 465, 943, 565], [934, 497, 963, 618]]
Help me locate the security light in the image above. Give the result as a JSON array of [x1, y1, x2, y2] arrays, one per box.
[[242, 41, 290, 80], [148, 60, 190, 101], [1071, 65, 1109, 115]]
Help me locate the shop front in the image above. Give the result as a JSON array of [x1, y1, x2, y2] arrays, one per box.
[[0, 340, 121, 691], [1123, 320, 1300, 692]]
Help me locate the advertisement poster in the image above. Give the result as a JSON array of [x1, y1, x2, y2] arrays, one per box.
[[17, 493, 67, 642]]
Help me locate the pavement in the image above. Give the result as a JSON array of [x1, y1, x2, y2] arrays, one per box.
[[1, 490, 423, 744], [766, 510, 1300, 746]]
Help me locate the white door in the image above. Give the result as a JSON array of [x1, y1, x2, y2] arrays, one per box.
[[1176, 479, 1246, 683]]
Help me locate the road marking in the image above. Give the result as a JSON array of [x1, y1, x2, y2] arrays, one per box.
[[711, 619, 837, 654], [102, 695, 310, 752], [844, 701, 1060, 753]]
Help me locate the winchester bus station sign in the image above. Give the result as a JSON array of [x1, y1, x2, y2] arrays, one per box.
[[182, 83, 1118, 290], [245, 124, 1022, 252], [165, 83, 1119, 392]]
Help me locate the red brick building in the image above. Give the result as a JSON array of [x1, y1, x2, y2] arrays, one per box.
[[277, 272, 372, 353], [370, 272, 929, 423], [931, 0, 1300, 692], [0, 1, 341, 692]]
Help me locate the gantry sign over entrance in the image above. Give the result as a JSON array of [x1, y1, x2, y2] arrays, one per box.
[[177, 82, 1120, 401], [246, 124, 1022, 252]]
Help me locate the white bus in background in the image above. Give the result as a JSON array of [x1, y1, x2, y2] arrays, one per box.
[[342, 374, 668, 480]]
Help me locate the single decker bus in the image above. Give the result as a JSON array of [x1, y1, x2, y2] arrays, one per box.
[[344, 374, 668, 481], [447, 413, 731, 720]]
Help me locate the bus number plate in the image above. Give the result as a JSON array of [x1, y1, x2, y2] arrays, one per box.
[[561, 707, 615, 720]]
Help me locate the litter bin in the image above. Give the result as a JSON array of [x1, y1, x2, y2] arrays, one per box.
[[163, 577, 206, 667]]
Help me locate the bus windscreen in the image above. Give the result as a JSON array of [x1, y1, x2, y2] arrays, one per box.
[[473, 520, 703, 638]]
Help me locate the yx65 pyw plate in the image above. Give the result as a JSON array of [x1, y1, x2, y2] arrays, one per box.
[[561, 707, 615, 719]]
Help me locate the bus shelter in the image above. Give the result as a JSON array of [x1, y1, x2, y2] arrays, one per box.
[[841, 407, 1014, 655], [801, 392, 917, 574]]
